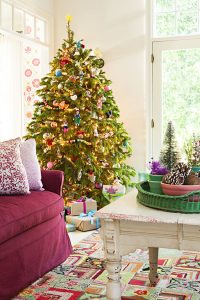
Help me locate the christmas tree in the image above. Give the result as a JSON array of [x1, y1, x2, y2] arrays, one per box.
[[26, 17, 135, 207], [159, 121, 180, 171]]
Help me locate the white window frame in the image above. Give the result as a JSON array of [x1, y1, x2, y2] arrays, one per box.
[[150, 0, 200, 160], [0, 0, 53, 47]]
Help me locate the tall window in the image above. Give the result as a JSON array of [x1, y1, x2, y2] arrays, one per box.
[[0, 0, 49, 140], [152, 0, 200, 159]]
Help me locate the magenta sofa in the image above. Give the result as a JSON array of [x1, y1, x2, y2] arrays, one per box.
[[0, 170, 72, 300]]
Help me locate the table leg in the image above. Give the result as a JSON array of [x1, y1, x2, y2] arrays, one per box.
[[106, 259, 122, 300], [149, 247, 159, 286]]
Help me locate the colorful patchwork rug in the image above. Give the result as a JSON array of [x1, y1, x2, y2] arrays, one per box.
[[13, 231, 200, 299]]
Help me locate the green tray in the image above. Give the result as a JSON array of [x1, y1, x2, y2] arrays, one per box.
[[136, 181, 200, 213]]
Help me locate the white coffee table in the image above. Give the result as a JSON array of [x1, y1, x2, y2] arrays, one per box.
[[96, 189, 200, 300]]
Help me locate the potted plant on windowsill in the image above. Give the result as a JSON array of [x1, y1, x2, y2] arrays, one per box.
[[185, 136, 200, 174], [148, 159, 169, 194]]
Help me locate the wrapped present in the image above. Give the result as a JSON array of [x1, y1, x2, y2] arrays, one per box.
[[70, 197, 97, 216], [66, 211, 100, 232], [103, 185, 126, 199], [66, 223, 76, 232]]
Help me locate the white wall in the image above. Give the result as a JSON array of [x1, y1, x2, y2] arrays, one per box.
[[54, 0, 148, 174]]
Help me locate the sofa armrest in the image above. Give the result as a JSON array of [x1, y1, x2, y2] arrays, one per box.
[[41, 170, 64, 196]]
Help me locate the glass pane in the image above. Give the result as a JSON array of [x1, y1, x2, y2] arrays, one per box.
[[162, 49, 200, 155], [177, 12, 198, 35], [35, 18, 46, 42], [176, 0, 198, 11], [1, 1, 12, 30], [14, 8, 24, 34], [155, 0, 175, 13], [156, 13, 176, 37], [25, 13, 34, 38]]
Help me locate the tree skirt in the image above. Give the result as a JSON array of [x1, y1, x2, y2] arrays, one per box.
[[13, 231, 200, 299]]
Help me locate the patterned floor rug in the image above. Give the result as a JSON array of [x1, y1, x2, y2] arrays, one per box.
[[13, 231, 200, 299]]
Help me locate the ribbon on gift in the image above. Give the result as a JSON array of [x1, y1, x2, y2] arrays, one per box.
[[79, 210, 100, 228], [75, 196, 87, 213]]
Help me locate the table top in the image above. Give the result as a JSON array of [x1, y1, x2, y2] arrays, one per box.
[[96, 189, 200, 225]]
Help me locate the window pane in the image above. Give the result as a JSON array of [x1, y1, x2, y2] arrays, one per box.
[[177, 12, 198, 35], [1, 1, 12, 30], [25, 13, 34, 38], [162, 49, 200, 154], [35, 18, 46, 42], [155, 0, 175, 13], [14, 8, 24, 34], [176, 0, 198, 11], [156, 13, 176, 37]]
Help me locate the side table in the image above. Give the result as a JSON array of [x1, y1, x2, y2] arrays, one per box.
[[96, 189, 200, 300]]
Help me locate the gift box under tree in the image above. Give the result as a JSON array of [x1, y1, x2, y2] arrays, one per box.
[[70, 197, 97, 216], [66, 213, 100, 232]]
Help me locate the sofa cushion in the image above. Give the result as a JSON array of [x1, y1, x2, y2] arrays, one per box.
[[0, 138, 29, 195], [20, 139, 43, 191], [0, 191, 64, 244]]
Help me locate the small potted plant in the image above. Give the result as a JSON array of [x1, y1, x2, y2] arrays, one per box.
[[148, 159, 169, 194], [185, 136, 200, 173]]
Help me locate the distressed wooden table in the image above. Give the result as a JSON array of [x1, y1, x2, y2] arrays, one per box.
[[96, 189, 200, 300]]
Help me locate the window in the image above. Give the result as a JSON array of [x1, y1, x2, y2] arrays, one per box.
[[0, 1, 50, 140], [152, 0, 200, 159], [154, 0, 200, 37], [0, 0, 47, 43]]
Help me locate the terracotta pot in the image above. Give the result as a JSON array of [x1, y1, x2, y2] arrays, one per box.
[[161, 183, 200, 196]]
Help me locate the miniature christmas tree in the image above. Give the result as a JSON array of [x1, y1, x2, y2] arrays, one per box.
[[159, 121, 180, 171], [25, 17, 135, 207]]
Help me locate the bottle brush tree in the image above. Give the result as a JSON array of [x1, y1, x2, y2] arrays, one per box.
[[159, 121, 180, 171], [25, 17, 136, 207]]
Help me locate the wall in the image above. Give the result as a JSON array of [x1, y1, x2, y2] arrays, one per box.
[[54, 0, 148, 174]]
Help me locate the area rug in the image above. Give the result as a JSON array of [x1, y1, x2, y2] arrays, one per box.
[[13, 231, 200, 299]]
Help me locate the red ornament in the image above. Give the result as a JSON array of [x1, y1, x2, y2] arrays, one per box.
[[81, 44, 85, 48], [71, 156, 78, 162], [60, 59, 70, 67], [46, 138, 53, 146], [76, 130, 85, 138]]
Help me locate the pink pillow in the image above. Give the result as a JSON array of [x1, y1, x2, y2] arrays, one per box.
[[20, 139, 43, 191], [0, 138, 29, 195]]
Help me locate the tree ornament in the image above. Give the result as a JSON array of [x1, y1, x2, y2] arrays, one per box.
[[86, 90, 91, 97], [51, 122, 57, 128], [60, 58, 70, 67], [53, 100, 59, 107], [102, 96, 106, 103], [76, 40, 85, 48], [77, 169, 82, 181], [106, 110, 112, 118], [63, 122, 69, 133], [47, 161, 54, 169], [88, 170, 96, 183], [55, 69, 62, 77], [104, 85, 111, 92], [95, 182, 103, 189], [69, 75, 76, 83], [76, 130, 85, 138], [71, 94, 78, 101], [59, 101, 66, 110], [46, 138, 53, 147], [92, 111, 98, 119], [94, 125, 99, 137], [113, 177, 121, 185], [58, 83, 63, 89], [97, 98, 103, 109], [74, 109, 81, 125], [43, 133, 49, 139]]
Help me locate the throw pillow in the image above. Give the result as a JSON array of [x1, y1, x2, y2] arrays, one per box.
[[20, 139, 43, 191], [0, 138, 30, 194]]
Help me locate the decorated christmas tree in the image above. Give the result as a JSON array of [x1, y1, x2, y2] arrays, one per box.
[[159, 121, 180, 171], [26, 17, 135, 207]]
